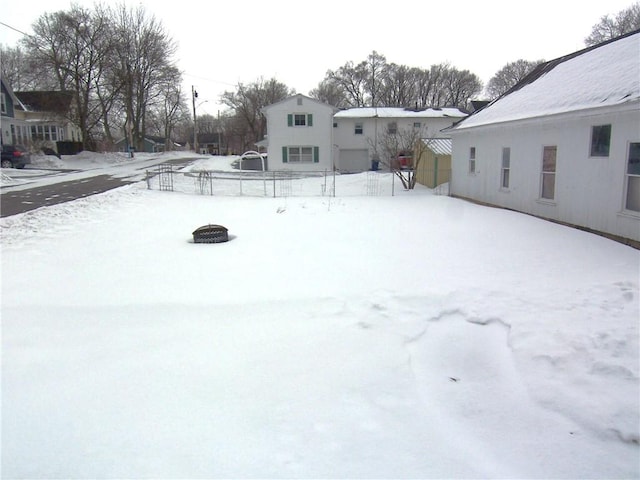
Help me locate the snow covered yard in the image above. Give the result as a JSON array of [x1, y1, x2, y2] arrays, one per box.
[[1, 163, 639, 478]]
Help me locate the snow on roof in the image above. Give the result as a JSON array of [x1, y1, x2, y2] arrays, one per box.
[[453, 31, 640, 130], [421, 138, 452, 156], [334, 107, 467, 119]]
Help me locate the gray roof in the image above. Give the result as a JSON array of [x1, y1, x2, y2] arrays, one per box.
[[421, 138, 452, 156], [453, 30, 640, 130], [335, 107, 467, 119]]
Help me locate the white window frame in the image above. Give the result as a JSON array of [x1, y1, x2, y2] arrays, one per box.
[[354, 123, 363, 135], [540, 145, 557, 201], [624, 141, 640, 213], [387, 122, 397, 135], [294, 114, 307, 126], [288, 146, 313, 163], [501, 147, 511, 189]]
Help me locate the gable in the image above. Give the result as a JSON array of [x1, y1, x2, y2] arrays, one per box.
[[454, 30, 640, 130], [14, 91, 74, 114], [262, 94, 337, 115]]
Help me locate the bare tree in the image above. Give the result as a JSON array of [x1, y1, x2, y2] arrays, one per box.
[[318, 55, 482, 110], [441, 68, 483, 110], [378, 64, 419, 107], [325, 60, 369, 108], [309, 78, 347, 107], [585, 2, 640, 46], [110, 3, 178, 152], [486, 59, 545, 99], [22, 4, 117, 149], [220, 77, 293, 151], [414, 63, 449, 108], [369, 124, 425, 189], [0, 44, 38, 91]]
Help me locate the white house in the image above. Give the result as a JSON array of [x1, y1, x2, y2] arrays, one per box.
[[261, 94, 338, 172], [449, 30, 640, 245], [333, 107, 467, 172]]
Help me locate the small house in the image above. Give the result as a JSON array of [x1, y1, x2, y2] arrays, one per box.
[[333, 107, 467, 172], [415, 138, 452, 189]]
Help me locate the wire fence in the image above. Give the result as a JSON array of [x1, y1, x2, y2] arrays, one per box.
[[144, 165, 450, 197]]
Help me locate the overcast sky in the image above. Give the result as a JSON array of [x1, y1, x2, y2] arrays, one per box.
[[0, 0, 635, 115]]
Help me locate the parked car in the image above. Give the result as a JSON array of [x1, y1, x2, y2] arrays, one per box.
[[1, 144, 31, 169]]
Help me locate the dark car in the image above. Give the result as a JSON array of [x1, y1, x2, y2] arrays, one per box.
[[1, 144, 31, 169]]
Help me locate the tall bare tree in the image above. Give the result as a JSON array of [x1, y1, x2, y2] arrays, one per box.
[[378, 64, 419, 107], [22, 4, 117, 149], [314, 55, 482, 110], [585, 2, 640, 46], [486, 59, 545, 99], [0, 44, 37, 91], [220, 77, 293, 151], [309, 78, 347, 107]]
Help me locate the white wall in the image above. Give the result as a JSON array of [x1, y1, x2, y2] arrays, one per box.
[[265, 96, 335, 172], [450, 104, 640, 242], [333, 116, 458, 171]]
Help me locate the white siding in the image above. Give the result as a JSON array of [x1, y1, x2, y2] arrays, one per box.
[[451, 103, 640, 242], [334, 116, 459, 172], [264, 96, 335, 172]]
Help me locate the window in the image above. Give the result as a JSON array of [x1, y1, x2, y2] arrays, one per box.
[[540, 146, 557, 200], [282, 146, 319, 163], [1, 93, 6, 114], [590, 124, 611, 157], [413, 122, 421, 129], [287, 113, 313, 127], [333, 121, 338, 128], [387, 122, 397, 134], [625, 142, 640, 212], [469, 147, 476, 174], [297, 97, 303, 106], [354, 123, 363, 135], [501, 147, 510, 189]]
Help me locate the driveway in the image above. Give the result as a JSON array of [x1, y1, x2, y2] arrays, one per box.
[[1, 156, 197, 218]]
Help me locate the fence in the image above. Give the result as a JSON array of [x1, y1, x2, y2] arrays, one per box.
[[145, 165, 450, 197]]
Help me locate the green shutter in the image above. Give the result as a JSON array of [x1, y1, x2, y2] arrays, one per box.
[[307, 114, 313, 127], [313, 146, 319, 163], [282, 146, 288, 163], [287, 114, 293, 127]]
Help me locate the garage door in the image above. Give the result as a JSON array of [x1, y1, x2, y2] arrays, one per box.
[[338, 149, 369, 173]]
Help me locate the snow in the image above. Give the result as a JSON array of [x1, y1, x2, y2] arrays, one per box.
[[2, 153, 639, 478], [455, 31, 640, 129], [334, 107, 467, 118]]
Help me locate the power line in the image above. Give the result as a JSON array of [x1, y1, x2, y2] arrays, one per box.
[[0, 21, 32, 38]]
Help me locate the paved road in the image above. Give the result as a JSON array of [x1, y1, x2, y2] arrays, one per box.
[[1, 157, 195, 218], [1, 175, 135, 217]]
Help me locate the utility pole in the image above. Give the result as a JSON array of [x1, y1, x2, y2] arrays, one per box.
[[192, 85, 198, 153]]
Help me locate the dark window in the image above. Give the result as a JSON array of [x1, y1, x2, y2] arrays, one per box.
[[590, 124, 611, 157]]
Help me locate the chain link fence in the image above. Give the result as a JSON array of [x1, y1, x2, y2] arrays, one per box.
[[144, 165, 450, 197]]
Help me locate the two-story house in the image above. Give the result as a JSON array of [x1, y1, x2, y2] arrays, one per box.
[[261, 94, 338, 172], [333, 107, 467, 172], [14, 90, 82, 153], [1, 78, 28, 146]]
